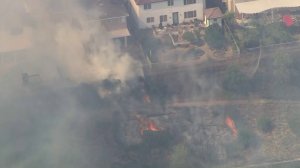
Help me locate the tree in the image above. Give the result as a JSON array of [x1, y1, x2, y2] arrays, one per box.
[[205, 24, 226, 49], [224, 12, 236, 27]]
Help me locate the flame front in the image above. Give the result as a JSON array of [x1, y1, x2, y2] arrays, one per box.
[[136, 115, 160, 135], [225, 116, 238, 137], [148, 120, 160, 131]]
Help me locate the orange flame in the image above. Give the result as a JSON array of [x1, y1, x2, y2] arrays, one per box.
[[148, 120, 160, 131], [136, 115, 160, 135], [226, 116, 238, 137]]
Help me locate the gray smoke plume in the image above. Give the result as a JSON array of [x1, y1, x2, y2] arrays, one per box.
[[0, 0, 141, 167]]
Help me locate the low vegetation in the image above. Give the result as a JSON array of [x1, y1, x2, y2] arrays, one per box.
[[205, 24, 226, 49], [222, 65, 251, 95], [288, 110, 300, 137], [183, 31, 196, 43], [117, 131, 176, 168], [238, 127, 259, 149], [169, 144, 190, 168], [272, 52, 292, 86], [252, 160, 300, 168], [144, 76, 172, 108], [225, 127, 258, 161], [225, 142, 244, 160], [235, 22, 295, 49], [257, 115, 274, 133]]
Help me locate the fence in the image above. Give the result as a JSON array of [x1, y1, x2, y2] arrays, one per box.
[[246, 40, 300, 52], [224, 21, 240, 58]]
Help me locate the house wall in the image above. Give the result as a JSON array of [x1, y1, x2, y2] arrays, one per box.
[[205, 17, 222, 27], [129, 0, 205, 29], [227, 0, 235, 12]]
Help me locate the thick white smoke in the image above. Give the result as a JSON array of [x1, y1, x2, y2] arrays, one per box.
[[1, 0, 142, 84], [0, 0, 141, 167]]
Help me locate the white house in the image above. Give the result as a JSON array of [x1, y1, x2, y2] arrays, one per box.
[[129, 0, 205, 29]]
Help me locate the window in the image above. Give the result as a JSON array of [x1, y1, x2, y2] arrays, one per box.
[[184, 11, 197, 18], [144, 3, 151, 9], [160, 15, 167, 22], [168, 0, 174, 6], [146, 17, 154, 23], [184, 0, 196, 5]]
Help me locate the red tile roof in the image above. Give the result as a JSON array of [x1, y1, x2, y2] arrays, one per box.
[[134, 0, 167, 5], [204, 7, 224, 19]]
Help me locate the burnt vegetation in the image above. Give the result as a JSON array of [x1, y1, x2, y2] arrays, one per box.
[[4, 1, 300, 168], [121, 49, 300, 167]]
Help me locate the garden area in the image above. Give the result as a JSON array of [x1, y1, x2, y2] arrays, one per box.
[[168, 28, 204, 47], [136, 26, 207, 64], [134, 14, 244, 65]]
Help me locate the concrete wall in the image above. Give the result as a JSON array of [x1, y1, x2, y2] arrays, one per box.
[[129, 0, 205, 29]]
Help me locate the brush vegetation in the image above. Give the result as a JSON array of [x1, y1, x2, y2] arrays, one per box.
[[257, 115, 274, 133]]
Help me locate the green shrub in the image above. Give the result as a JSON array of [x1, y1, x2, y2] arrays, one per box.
[[257, 116, 274, 133]]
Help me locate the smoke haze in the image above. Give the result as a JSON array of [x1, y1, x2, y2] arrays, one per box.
[[0, 0, 141, 167]]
